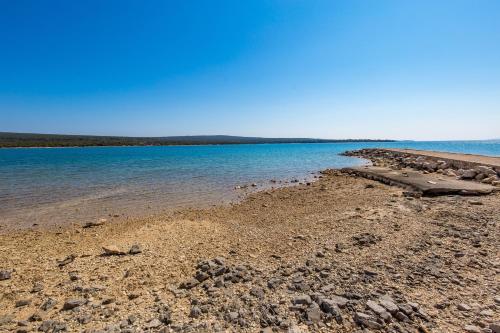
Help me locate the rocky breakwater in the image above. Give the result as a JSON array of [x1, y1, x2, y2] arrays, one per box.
[[343, 149, 500, 186]]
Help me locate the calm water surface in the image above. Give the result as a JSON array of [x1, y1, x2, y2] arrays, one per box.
[[1, 141, 499, 229]]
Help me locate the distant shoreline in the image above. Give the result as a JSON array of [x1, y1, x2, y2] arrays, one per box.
[[0, 142, 397, 149], [0, 132, 395, 148]]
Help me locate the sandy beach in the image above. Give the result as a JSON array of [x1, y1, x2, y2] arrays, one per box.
[[1, 152, 499, 332]]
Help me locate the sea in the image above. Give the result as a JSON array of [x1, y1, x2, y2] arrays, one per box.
[[1, 140, 499, 229]]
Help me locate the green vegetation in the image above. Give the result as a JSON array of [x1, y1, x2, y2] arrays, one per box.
[[0, 132, 395, 148]]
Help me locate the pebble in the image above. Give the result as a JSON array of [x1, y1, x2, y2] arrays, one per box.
[[457, 303, 471, 311], [62, 298, 86, 310], [490, 323, 500, 333], [379, 298, 399, 314], [15, 299, 31, 307], [102, 245, 126, 255], [353, 312, 382, 329], [129, 244, 142, 255], [292, 295, 312, 305], [0, 270, 12, 280], [145, 318, 162, 329], [40, 298, 57, 311], [464, 325, 482, 333], [190, 306, 202, 318], [83, 219, 106, 228], [31, 282, 44, 293]]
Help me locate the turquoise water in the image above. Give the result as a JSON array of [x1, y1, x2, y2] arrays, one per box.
[[0, 141, 499, 229]]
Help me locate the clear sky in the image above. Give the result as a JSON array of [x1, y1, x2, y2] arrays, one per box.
[[1, 0, 499, 140]]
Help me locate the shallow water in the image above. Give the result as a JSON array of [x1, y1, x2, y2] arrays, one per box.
[[1, 140, 499, 229]]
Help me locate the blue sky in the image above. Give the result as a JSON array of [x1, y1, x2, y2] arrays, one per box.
[[1, 0, 499, 140]]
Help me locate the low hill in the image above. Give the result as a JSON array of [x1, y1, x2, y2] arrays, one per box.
[[0, 132, 394, 148]]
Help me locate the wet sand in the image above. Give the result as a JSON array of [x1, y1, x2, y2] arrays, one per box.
[[0, 167, 499, 332]]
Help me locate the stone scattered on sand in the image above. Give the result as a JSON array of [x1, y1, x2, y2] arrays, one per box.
[[102, 245, 126, 256], [31, 282, 44, 293], [129, 244, 142, 255], [57, 255, 75, 267], [62, 298, 86, 310], [15, 299, 31, 307], [145, 318, 162, 329], [40, 298, 57, 311], [457, 303, 471, 311], [83, 218, 107, 228], [489, 323, 500, 333], [0, 270, 11, 280], [464, 325, 482, 333]]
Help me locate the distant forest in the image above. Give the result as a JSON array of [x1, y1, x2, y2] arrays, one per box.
[[0, 132, 395, 148]]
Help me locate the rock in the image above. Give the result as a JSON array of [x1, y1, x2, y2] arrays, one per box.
[[481, 176, 497, 184], [395, 311, 410, 322], [330, 295, 349, 308], [379, 298, 399, 314], [31, 282, 44, 293], [15, 299, 31, 307], [366, 300, 389, 316], [398, 303, 413, 315], [267, 278, 282, 289], [194, 271, 210, 282], [128, 244, 142, 255], [0, 315, 14, 325], [480, 309, 494, 316], [57, 255, 76, 267], [292, 295, 312, 305], [366, 300, 391, 322], [306, 305, 322, 323], [490, 323, 500, 333], [353, 312, 382, 329], [179, 278, 199, 289], [145, 318, 162, 329], [464, 325, 482, 333], [68, 271, 80, 281], [0, 270, 12, 280], [83, 219, 106, 228], [102, 246, 126, 256], [159, 308, 172, 325], [459, 169, 477, 179], [40, 298, 57, 311], [77, 313, 92, 324], [316, 251, 325, 257], [101, 297, 115, 305], [475, 173, 487, 181], [250, 286, 265, 299], [38, 320, 66, 332], [320, 299, 341, 317], [457, 303, 471, 311], [62, 298, 86, 310], [190, 306, 202, 318], [38, 321, 55, 332], [352, 233, 380, 247], [226, 311, 239, 322], [476, 166, 496, 176], [28, 312, 44, 322]]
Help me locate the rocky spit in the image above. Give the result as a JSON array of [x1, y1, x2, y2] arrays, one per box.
[[0, 167, 499, 332], [342, 149, 500, 187]]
